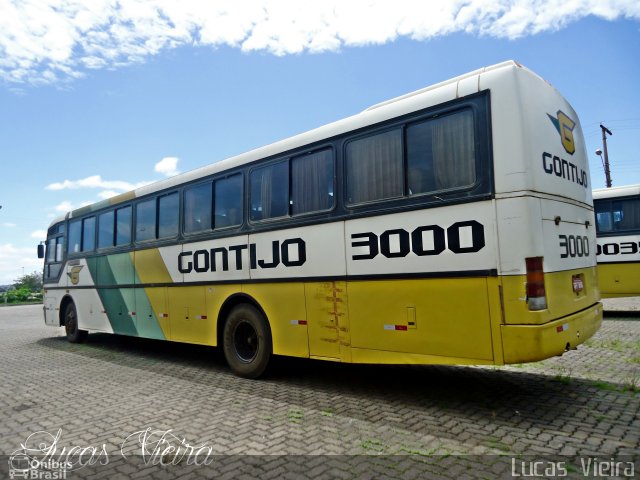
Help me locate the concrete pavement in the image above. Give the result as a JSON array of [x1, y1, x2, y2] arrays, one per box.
[[0, 304, 638, 479]]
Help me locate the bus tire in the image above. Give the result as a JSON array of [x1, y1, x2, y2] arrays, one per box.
[[64, 301, 88, 343], [223, 304, 271, 379]]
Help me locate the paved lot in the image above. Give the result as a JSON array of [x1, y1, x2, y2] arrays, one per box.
[[0, 304, 638, 479]]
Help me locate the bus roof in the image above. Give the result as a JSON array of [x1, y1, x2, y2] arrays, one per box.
[[52, 60, 538, 227], [593, 184, 640, 200]]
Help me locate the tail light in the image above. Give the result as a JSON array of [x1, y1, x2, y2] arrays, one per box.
[[526, 257, 547, 311]]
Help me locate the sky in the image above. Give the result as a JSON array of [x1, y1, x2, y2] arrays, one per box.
[[0, 0, 639, 285]]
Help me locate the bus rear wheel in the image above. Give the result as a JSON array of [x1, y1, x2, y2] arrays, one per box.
[[64, 302, 88, 343], [223, 304, 272, 379]]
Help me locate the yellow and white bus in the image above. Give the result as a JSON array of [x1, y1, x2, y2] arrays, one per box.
[[594, 184, 640, 297], [39, 61, 602, 378]]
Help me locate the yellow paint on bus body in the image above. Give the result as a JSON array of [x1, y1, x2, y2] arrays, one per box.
[[346, 278, 494, 361], [242, 283, 309, 358], [133, 249, 173, 339], [501, 303, 602, 364], [596, 263, 640, 298], [501, 266, 600, 325], [122, 248, 603, 365]]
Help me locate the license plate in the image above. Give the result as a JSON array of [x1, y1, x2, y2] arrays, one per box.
[[572, 275, 584, 293]]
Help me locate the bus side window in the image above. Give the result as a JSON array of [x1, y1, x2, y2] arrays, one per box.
[[55, 237, 63, 261], [407, 109, 476, 195], [250, 161, 289, 221], [136, 198, 156, 242], [98, 210, 115, 249], [116, 206, 132, 246], [614, 199, 640, 231], [68, 220, 81, 254], [46, 238, 56, 262], [596, 212, 612, 232], [158, 192, 179, 238], [215, 174, 242, 228], [595, 201, 613, 233], [184, 183, 212, 234], [346, 129, 403, 205], [82, 217, 96, 252], [291, 149, 334, 215]]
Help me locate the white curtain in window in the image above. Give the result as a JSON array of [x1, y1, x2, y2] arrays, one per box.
[[347, 129, 403, 204], [432, 111, 475, 190]]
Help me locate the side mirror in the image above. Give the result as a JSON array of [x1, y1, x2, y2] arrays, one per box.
[[37, 244, 45, 259]]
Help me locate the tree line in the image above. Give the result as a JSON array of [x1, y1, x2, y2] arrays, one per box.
[[0, 271, 43, 304]]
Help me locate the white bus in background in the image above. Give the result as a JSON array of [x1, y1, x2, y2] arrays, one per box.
[[594, 184, 640, 297], [39, 60, 602, 378]]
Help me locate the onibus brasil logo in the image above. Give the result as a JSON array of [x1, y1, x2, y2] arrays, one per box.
[[8, 429, 108, 479]]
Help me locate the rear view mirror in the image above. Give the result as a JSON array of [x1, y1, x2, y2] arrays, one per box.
[[37, 243, 45, 259]]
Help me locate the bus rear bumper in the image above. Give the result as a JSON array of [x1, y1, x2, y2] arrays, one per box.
[[501, 302, 602, 364]]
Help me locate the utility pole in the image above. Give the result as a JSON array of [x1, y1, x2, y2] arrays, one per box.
[[600, 123, 613, 188]]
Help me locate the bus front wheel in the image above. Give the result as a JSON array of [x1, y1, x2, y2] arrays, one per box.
[[64, 302, 88, 343], [223, 304, 272, 379]]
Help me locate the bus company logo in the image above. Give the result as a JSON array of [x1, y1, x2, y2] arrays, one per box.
[[66, 266, 83, 285], [547, 110, 576, 155]]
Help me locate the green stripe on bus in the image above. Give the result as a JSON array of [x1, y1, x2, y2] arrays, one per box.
[[87, 256, 138, 336], [86, 254, 165, 340]]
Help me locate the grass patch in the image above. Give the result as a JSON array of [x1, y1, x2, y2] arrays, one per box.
[[399, 447, 437, 456], [287, 409, 304, 424], [586, 338, 638, 353], [591, 380, 617, 391], [622, 373, 640, 393], [486, 437, 512, 453], [360, 439, 386, 453]]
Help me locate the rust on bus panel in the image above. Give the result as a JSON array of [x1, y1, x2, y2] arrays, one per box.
[[307, 281, 349, 360]]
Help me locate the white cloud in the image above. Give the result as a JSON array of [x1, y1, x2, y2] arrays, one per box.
[[0, 244, 43, 285], [46, 175, 143, 191], [51, 200, 93, 215], [54, 200, 75, 213], [31, 230, 47, 239], [2, 222, 17, 228], [155, 157, 180, 177], [1, 0, 639, 85], [97, 190, 122, 199]]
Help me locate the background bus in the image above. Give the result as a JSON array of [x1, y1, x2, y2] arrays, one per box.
[[40, 61, 602, 378], [594, 184, 640, 297]]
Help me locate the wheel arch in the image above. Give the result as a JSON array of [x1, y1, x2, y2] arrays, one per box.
[[59, 295, 75, 327], [217, 293, 269, 348]]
